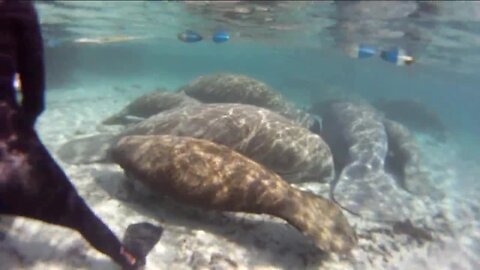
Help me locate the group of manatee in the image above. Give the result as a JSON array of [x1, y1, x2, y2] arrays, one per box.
[[58, 73, 443, 254]]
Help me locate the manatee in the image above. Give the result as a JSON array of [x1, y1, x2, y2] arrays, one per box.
[[177, 73, 318, 131], [321, 101, 421, 221], [373, 98, 446, 142], [59, 103, 334, 184], [383, 119, 444, 199], [110, 135, 357, 254], [102, 90, 201, 125], [120, 103, 334, 183]]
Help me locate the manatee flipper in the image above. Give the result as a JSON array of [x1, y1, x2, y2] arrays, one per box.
[[122, 222, 163, 267], [123, 115, 147, 124], [102, 90, 201, 126], [56, 134, 117, 164]]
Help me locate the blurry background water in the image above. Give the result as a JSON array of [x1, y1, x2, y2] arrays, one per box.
[[35, 1, 480, 160]]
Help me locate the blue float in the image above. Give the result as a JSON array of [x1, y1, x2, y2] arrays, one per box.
[[356, 44, 377, 58], [345, 43, 377, 59], [380, 48, 415, 66], [212, 30, 230, 43], [177, 30, 203, 43]]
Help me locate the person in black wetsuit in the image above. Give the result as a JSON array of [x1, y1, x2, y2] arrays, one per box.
[[0, 1, 161, 269]]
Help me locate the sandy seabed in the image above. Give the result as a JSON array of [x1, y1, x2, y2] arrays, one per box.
[[1, 83, 479, 270]]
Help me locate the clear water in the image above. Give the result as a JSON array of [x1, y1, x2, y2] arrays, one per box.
[[2, 1, 480, 269], [38, 1, 480, 149]]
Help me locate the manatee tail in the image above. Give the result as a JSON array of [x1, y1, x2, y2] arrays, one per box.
[[271, 189, 357, 254], [122, 222, 163, 268], [331, 163, 421, 222], [56, 134, 117, 164]]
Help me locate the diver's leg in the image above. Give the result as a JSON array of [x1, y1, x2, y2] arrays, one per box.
[[29, 138, 139, 268], [0, 125, 139, 269]]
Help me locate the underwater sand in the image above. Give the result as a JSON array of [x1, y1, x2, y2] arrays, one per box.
[[1, 83, 479, 270]]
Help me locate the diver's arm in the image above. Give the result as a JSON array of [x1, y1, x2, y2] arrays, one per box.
[[16, 1, 45, 124]]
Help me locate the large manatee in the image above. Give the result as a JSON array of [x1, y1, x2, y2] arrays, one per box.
[[58, 104, 334, 184], [110, 135, 357, 254], [177, 73, 318, 131], [321, 101, 421, 221]]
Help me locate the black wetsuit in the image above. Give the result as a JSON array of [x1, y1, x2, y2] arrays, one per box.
[[0, 1, 144, 269]]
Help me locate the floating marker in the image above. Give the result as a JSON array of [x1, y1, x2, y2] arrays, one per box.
[[178, 30, 203, 43], [212, 30, 230, 43], [345, 43, 377, 59], [380, 48, 415, 66]]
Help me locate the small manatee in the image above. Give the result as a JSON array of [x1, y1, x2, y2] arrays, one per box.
[[103, 90, 200, 126]]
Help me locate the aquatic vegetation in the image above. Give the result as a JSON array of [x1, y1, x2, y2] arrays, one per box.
[[111, 135, 357, 254]]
